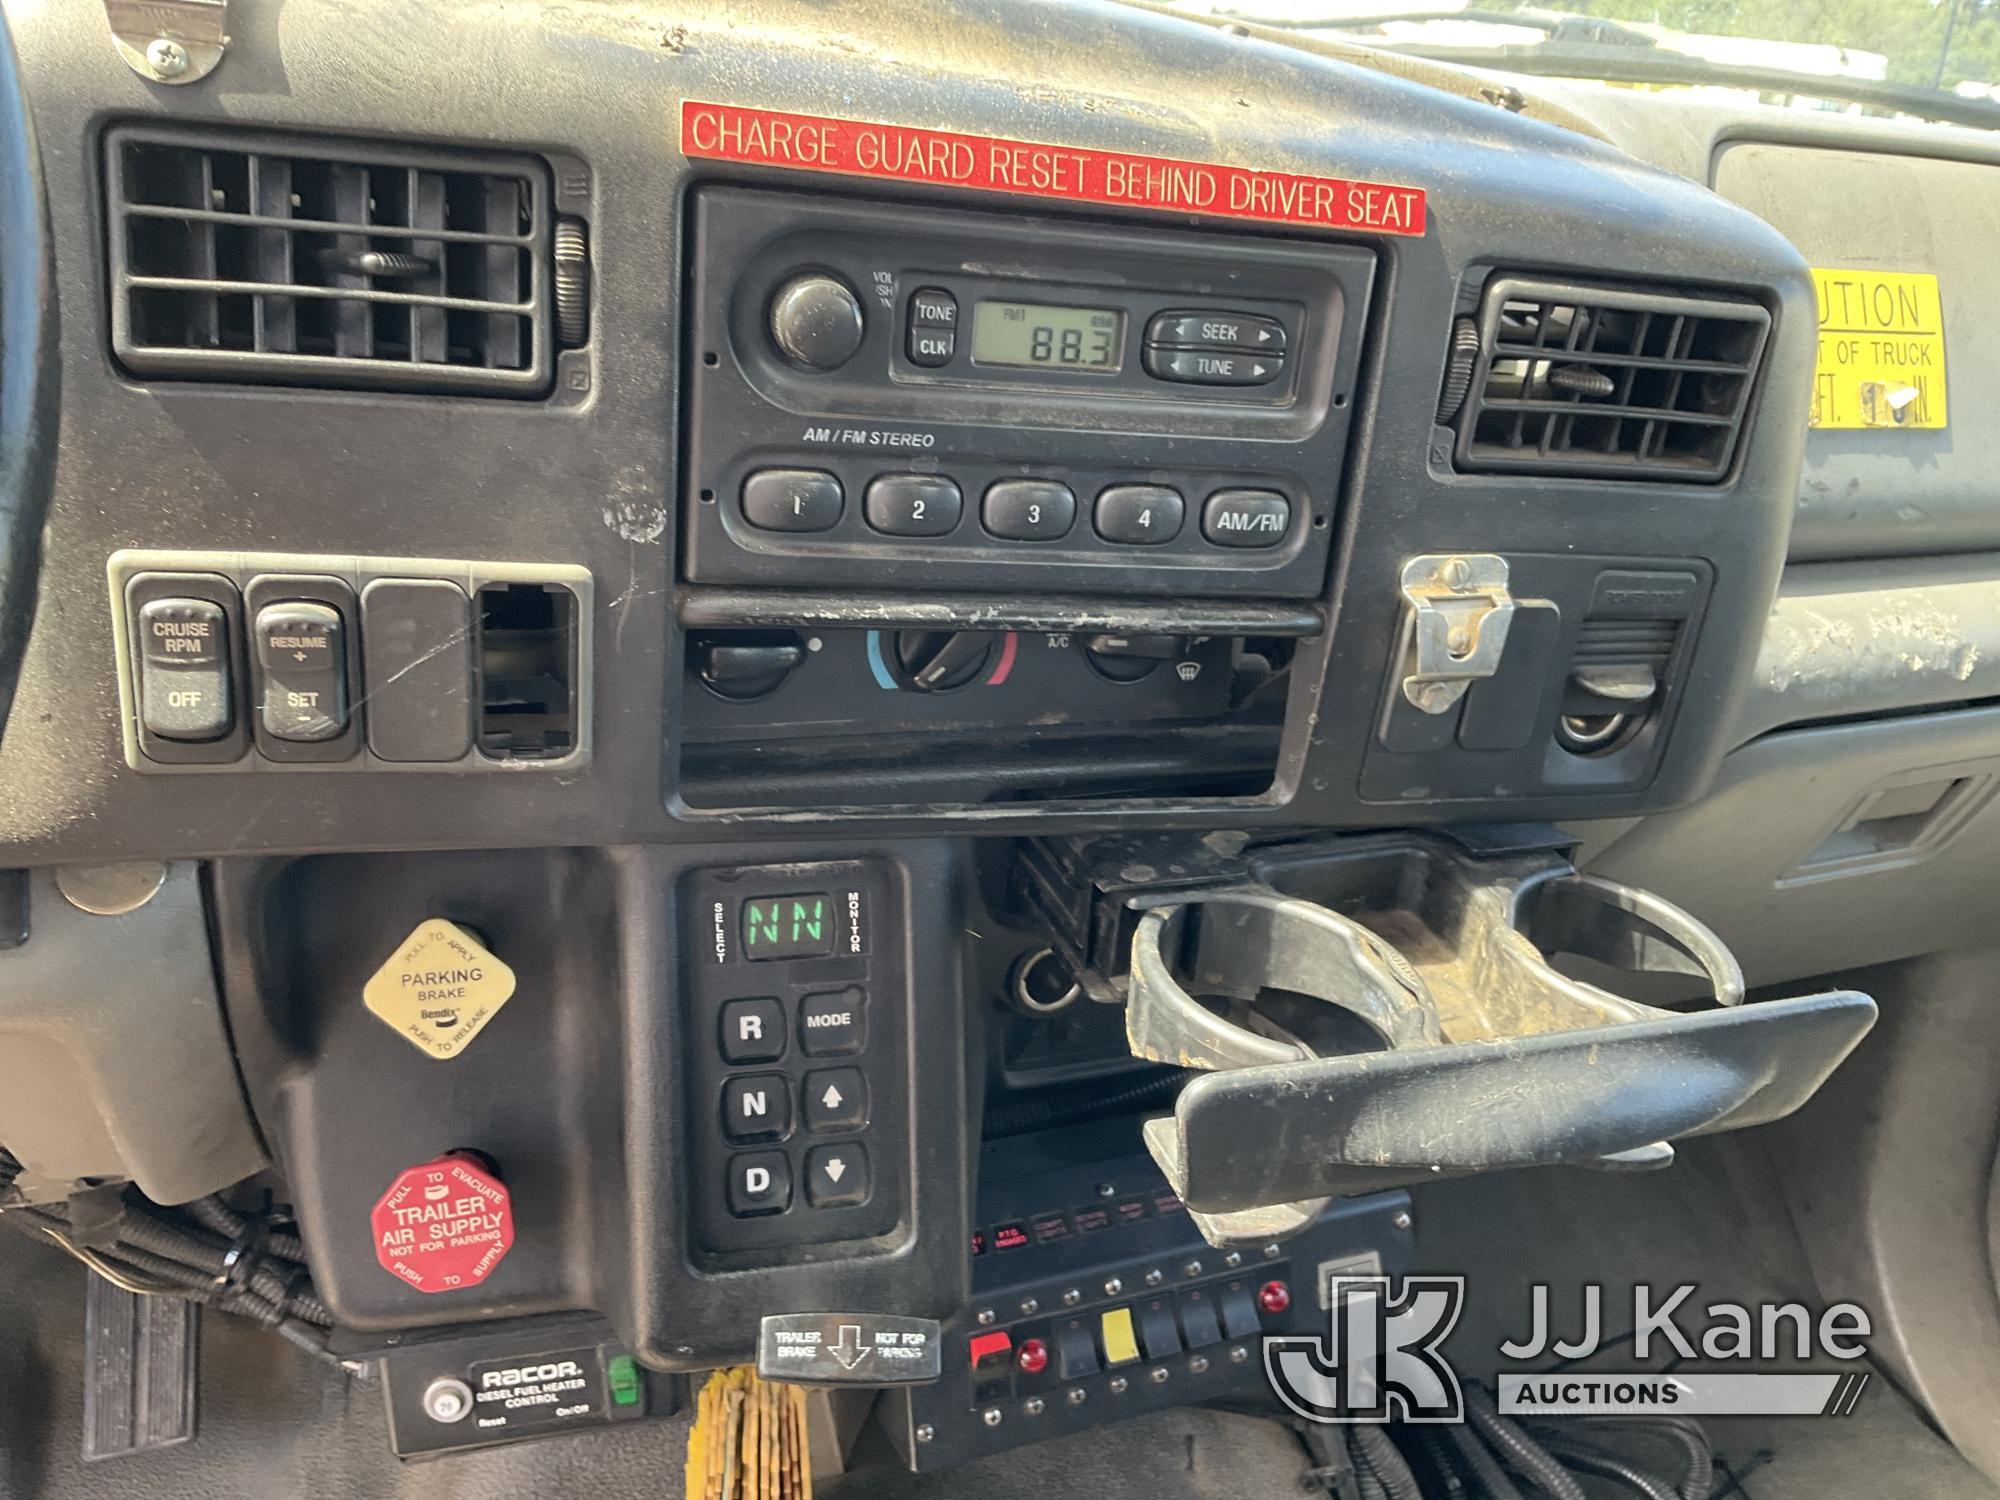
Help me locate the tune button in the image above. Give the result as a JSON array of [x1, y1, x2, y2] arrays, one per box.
[[983, 480, 1076, 541], [1094, 485, 1185, 545]]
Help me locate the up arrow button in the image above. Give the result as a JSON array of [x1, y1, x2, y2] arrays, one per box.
[[804, 1067, 868, 1133]]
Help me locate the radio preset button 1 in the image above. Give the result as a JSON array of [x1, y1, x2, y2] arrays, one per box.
[[1094, 485, 1185, 545], [1202, 489, 1292, 548], [742, 469, 844, 532], [865, 474, 963, 537], [983, 480, 1077, 541], [909, 288, 958, 328], [1143, 348, 1283, 386], [1146, 310, 1286, 353]]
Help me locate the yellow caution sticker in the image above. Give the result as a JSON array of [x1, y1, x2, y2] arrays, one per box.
[[363, 918, 517, 1061], [1810, 268, 1947, 430]]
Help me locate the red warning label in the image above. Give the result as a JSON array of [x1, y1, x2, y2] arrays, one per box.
[[371, 1154, 514, 1294], [680, 101, 1426, 239]]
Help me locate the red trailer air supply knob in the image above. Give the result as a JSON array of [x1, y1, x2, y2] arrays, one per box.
[[371, 1153, 515, 1293]]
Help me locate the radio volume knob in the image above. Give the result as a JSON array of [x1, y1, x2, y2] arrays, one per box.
[[769, 273, 865, 371]]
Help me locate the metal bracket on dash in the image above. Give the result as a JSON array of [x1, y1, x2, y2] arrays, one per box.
[[104, 0, 228, 85], [1398, 553, 1516, 714]]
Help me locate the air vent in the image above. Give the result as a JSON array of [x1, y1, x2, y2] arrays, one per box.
[[1445, 276, 1770, 483], [106, 124, 553, 396]]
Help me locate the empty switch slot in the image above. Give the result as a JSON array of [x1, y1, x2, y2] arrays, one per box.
[[476, 582, 577, 760]]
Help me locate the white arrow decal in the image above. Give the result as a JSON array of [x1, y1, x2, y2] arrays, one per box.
[[829, 1325, 871, 1370], [1257, 327, 1273, 343], [822, 1084, 843, 1110], [824, 1155, 848, 1183]]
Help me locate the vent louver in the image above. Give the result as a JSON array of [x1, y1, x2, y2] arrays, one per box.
[[1446, 276, 1770, 483], [106, 124, 552, 396]]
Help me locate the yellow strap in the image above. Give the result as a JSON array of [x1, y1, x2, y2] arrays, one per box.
[[685, 1366, 814, 1500]]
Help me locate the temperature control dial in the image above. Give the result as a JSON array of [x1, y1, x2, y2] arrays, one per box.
[[892, 630, 999, 692]]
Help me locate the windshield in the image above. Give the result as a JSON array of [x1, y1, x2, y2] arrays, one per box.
[[1170, 1, 2000, 124]]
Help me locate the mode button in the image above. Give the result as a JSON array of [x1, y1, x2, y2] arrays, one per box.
[[800, 986, 866, 1056]]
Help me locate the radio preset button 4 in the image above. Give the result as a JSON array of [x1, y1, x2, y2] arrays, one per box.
[[1094, 485, 1185, 545]]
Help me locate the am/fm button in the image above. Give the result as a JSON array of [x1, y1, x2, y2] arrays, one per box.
[[1202, 490, 1291, 548]]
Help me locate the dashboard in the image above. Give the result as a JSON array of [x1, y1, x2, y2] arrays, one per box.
[[7, 0, 2000, 1484]]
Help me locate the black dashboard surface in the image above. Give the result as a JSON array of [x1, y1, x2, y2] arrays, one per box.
[[0, 0, 1821, 860]]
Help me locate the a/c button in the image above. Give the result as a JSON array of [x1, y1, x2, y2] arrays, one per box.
[[800, 986, 866, 1056]]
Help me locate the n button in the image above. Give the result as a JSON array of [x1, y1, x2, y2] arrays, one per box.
[[722, 1073, 791, 1143]]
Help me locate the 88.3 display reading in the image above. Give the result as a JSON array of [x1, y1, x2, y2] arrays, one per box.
[[970, 301, 1123, 371], [742, 892, 835, 960]]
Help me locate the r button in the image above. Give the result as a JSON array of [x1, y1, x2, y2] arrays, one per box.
[[800, 987, 866, 1056], [720, 998, 786, 1064]]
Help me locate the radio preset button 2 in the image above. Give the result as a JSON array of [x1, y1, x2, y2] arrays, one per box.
[[983, 480, 1077, 541], [865, 474, 963, 537], [742, 469, 844, 533], [1143, 348, 1283, 386], [1094, 485, 1185, 545], [1146, 310, 1286, 354], [1202, 489, 1292, 548], [909, 288, 958, 328]]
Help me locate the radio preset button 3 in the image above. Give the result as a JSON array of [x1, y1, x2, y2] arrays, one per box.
[[742, 469, 844, 532], [1094, 485, 1185, 545], [983, 480, 1077, 541], [865, 474, 963, 537]]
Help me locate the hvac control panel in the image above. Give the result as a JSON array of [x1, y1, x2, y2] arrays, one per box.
[[887, 1134, 1413, 1472], [684, 860, 909, 1260], [681, 187, 1375, 598]]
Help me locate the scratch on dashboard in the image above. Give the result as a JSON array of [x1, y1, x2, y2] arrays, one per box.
[[1760, 593, 1980, 697]]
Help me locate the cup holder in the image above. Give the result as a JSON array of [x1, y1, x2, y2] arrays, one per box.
[[1099, 832, 1877, 1248]]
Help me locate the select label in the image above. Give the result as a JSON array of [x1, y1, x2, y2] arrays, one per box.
[[681, 100, 1426, 238]]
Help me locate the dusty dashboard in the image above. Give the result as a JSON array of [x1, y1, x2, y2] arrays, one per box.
[[0, 0, 1872, 1479]]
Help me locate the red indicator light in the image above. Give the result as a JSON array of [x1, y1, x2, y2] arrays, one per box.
[[1258, 1279, 1291, 1315], [1016, 1338, 1050, 1376]]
